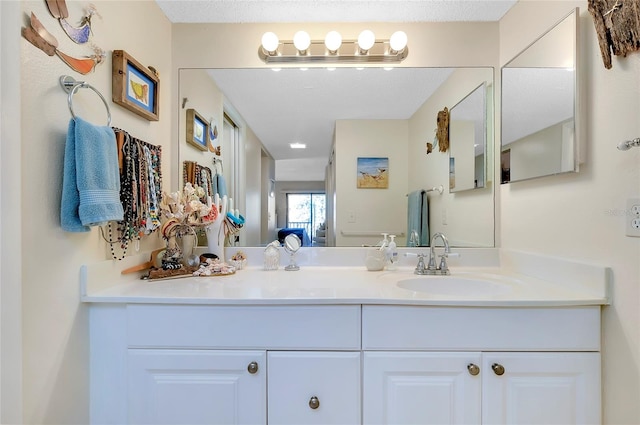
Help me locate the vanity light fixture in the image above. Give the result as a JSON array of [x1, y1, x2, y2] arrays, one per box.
[[258, 30, 408, 64]]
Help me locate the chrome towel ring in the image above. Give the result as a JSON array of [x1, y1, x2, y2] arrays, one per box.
[[59, 75, 111, 126]]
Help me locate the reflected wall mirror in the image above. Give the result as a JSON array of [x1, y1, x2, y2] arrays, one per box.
[[501, 8, 578, 184], [449, 82, 487, 192], [179, 67, 495, 248]]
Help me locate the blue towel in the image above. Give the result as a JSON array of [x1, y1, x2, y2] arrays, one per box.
[[216, 173, 228, 198], [61, 117, 123, 232], [407, 190, 429, 246]]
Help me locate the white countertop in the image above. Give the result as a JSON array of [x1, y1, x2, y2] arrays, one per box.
[[81, 248, 611, 307]]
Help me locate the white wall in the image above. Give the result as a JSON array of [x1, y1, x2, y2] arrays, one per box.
[[499, 2, 640, 424], [179, 69, 224, 167], [335, 120, 409, 246], [1, 2, 22, 423], [15, 1, 173, 423]]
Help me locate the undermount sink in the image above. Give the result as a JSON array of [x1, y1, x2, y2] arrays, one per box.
[[396, 276, 514, 296]]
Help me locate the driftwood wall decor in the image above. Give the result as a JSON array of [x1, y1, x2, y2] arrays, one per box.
[[589, 0, 640, 68], [437, 107, 450, 153]]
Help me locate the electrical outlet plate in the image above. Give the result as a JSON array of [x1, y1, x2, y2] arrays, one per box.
[[626, 198, 640, 237]]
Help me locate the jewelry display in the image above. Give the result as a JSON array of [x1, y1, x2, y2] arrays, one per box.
[[103, 128, 163, 261]]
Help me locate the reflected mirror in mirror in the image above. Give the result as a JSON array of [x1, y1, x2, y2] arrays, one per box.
[[449, 82, 487, 192], [501, 8, 578, 184], [179, 67, 495, 248]]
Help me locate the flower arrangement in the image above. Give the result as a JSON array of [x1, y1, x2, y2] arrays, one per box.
[[158, 183, 219, 265], [159, 183, 218, 227]]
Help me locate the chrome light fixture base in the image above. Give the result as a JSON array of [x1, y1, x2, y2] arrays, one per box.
[[258, 40, 408, 64]]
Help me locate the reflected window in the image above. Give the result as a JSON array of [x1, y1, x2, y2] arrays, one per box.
[[286, 193, 326, 243]]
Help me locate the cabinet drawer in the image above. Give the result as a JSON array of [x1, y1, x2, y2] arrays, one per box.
[[362, 306, 600, 351], [127, 304, 361, 349], [268, 351, 361, 425]]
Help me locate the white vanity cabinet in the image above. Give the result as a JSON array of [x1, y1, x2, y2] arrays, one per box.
[[89, 303, 362, 425], [89, 303, 601, 425], [361, 306, 602, 425]]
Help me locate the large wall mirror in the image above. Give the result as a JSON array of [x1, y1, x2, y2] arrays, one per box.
[[179, 67, 495, 248], [501, 8, 578, 184]]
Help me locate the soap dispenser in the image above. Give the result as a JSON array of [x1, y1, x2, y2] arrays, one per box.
[[387, 234, 398, 270]]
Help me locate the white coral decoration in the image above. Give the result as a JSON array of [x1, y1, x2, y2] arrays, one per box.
[[160, 183, 213, 226]]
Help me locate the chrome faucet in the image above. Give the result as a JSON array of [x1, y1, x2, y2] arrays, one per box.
[[427, 232, 452, 275], [408, 233, 457, 275]]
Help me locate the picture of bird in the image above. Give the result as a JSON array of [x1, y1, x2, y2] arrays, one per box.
[[357, 157, 389, 188]]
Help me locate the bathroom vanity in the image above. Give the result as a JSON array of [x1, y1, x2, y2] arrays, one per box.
[[83, 248, 609, 425]]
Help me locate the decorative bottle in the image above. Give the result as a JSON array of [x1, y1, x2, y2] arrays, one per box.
[[264, 240, 280, 270]]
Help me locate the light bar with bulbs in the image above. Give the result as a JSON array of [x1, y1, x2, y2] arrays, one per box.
[[258, 30, 408, 64]]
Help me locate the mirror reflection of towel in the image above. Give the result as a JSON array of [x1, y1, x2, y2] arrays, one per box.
[[216, 173, 228, 197], [61, 117, 123, 232], [407, 190, 429, 246]]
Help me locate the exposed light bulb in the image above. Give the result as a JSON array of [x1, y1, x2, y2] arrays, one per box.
[[357, 30, 375, 52], [261, 32, 279, 54], [293, 30, 311, 53], [389, 31, 408, 53], [325, 31, 342, 53]]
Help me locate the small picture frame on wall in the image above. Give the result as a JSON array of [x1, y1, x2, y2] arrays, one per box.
[[112, 50, 160, 121], [357, 157, 389, 189], [186, 109, 209, 151]]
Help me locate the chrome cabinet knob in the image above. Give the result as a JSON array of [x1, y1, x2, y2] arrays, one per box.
[[491, 363, 505, 376], [309, 396, 320, 409], [247, 361, 259, 374], [467, 363, 480, 376]]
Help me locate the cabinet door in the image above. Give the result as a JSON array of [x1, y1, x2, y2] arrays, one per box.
[[128, 349, 266, 425], [363, 352, 482, 425], [268, 351, 361, 425], [482, 352, 601, 425]]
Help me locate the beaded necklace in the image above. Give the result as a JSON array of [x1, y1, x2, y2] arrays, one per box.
[[106, 128, 163, 261]]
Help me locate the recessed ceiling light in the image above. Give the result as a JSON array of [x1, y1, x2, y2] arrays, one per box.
[[290, 142, 307, 149], [271, 68, 281, 72]]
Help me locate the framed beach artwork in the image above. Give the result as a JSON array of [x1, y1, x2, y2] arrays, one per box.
[[357, 157, 389, 189], [186, 109, 209, 151], [112, 50, 160, 121]]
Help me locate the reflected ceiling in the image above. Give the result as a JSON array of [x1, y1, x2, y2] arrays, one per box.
[[206, 68, 454, 164]]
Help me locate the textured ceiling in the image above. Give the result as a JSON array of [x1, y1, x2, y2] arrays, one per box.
[[156, 0, 516, 23]]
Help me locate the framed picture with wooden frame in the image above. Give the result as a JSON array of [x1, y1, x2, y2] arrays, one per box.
[[112, 50, 159, 121], [186, 109, 210, 151]]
